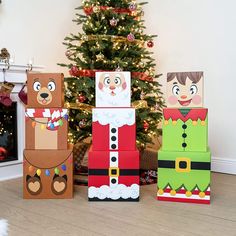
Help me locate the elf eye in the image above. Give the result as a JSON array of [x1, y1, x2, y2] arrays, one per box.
[[172, 85, 180, 95], [190, 84, 198, 95], [104, 77, 110, 86], [33, 81, 41, 91], [114, 77, 121, 85], [48, 81, 56, 91]]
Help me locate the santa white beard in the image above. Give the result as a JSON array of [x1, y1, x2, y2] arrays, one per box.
[[96, 86, 131, 107]]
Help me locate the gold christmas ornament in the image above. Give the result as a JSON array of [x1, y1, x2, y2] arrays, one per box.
[[81, 35, 89, 41], [93, 6, 100, 13], [96, 52, 105, 61]]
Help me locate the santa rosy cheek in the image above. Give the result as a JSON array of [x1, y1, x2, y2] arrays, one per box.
[[98, 82, 103, 90], [122, 82, 127, 90], [168, 95, 178, 105], [192, 95, 202, 105]]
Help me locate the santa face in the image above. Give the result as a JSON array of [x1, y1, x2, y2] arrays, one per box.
[[96, 72, 131, 107], [98, 73, 127, 96], [167, 76, 203, 107]]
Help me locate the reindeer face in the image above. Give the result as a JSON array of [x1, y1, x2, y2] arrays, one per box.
[[27, 73, 64, 108]]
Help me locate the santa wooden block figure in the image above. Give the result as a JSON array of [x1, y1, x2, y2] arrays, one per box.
[[23, 73, 73, 199], [88, 72, 140, 201], [157, 72, 211, 204]]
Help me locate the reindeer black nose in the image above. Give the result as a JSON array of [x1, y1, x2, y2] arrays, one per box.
[[40, 93, 49, 99]]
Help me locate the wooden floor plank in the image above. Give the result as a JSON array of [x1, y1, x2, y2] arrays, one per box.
[[0, 173, 236, 236]]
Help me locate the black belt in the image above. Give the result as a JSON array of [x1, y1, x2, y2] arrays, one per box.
[[158, 160, 210, 171], [89, 169, 139, 176]]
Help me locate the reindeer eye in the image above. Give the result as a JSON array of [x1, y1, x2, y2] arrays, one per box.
[[172, 85, 180, 95], [104, 77, 110, 86], [114, 77, 121, 85], [33, 81, 41, 91], [190, 84, 198, 95], [48, 81, 56, 91]]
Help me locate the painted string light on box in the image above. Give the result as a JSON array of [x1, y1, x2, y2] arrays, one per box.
[[26, 109, 68, 131]]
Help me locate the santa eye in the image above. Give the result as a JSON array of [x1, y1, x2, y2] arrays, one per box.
[[190, 84, 198, 95], [172, 85, 180, 95], [48, 81, 56, 91], [114, 77, 121, 85], [33, 81, 41, 91], [104, 77, 110, 86]]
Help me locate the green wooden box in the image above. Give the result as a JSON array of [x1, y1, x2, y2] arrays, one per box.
[[157, 148, 211, 204], [162, 108, 208, 152]]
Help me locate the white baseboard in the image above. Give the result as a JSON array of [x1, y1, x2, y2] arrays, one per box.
[[211, 156, 236, 175], [0, 163, 23, 181]]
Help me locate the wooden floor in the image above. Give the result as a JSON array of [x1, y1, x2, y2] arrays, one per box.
[[0, 173, 236, 236]]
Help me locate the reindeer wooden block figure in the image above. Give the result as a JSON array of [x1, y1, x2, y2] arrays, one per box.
[[23, 73, 73, 199]]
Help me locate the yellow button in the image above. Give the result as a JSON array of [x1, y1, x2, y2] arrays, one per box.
[[201, 121, 206, 126], [158, 189, 164, 195], [192, 121, 198, 126], [164, 120, 169, 125], [185, 191, 192, 197], [172, 120, 177, 125], [170, 190, 176, 196], [199, 192, 205, 198]]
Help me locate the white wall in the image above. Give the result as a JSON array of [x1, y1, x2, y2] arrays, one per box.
[[0, 0, 235, 171]]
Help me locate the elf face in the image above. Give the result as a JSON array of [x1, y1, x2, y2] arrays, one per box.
[[167, 76, 203, 107], [98, 73, 127, 96]]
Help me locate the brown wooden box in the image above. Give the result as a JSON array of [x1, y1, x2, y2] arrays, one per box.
[[25, 108, 68, 150], [23, 149, 73, 199]]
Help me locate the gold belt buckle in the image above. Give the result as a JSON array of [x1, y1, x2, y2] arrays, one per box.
[[109, 167, 120, 177], [176, 157, 191, 173]]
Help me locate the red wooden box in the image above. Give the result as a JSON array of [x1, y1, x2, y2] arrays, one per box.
[[92, 108, 136, 151], [88, 147, 140, 201]]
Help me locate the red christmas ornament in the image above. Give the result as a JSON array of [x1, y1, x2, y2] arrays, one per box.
[[143, 121, 149, 130], [110, 17, 118, 27], [147, 40, 154, 48], [129, 2, 137, 11], [69, 65, 79, 76], [79, 119, 86, 129], [78, 94, 86, 103], [127, 33, 135, 42], [65, 50, 72, 58]]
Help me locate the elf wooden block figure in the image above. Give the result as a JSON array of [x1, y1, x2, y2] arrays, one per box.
[[157, 72, 211, 204], [23, 73, 73, 199], [88, 72, 140, 201]]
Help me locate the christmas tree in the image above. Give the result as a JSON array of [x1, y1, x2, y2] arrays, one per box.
[[59, 0, 164, 149]]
